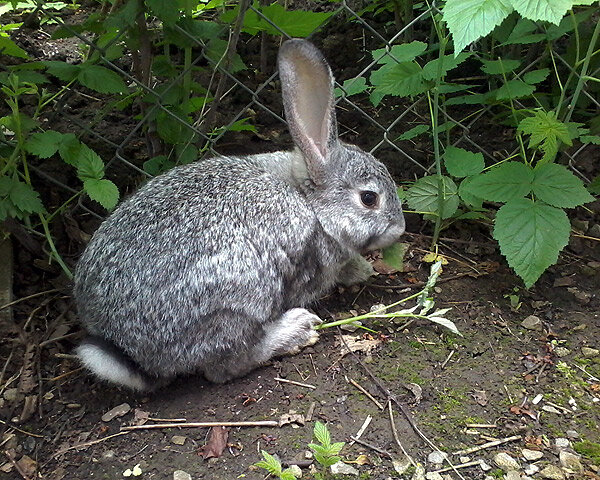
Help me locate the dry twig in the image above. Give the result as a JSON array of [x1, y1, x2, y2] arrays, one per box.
[[121, 420, 279, 431], [453, 435, 521, 455], [274, 377, 316, 390]]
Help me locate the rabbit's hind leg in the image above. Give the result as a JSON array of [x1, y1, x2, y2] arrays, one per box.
[[203, 308, 321, 383]]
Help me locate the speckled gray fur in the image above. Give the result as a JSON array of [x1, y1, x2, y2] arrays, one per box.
[[74, 39, 405, 390]]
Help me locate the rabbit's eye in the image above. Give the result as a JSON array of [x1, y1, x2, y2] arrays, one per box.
[[360, 191, 379, 208]]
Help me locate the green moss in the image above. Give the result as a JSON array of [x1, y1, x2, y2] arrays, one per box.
[[574, 441, 600, 463], [490, 468, 505, 478]]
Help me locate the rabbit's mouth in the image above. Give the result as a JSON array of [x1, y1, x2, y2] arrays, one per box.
[[361, 221, 406, 252]]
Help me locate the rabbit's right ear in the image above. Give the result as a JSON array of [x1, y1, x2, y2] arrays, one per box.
[[278, 39, 338, 185]]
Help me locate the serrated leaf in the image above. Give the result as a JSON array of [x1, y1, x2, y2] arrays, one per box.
[[370, 62, 426, 98], [58, 133, 82, 166], [335, 77, 368, 97], [443, 0, 514, 54], [580, 135, 600, 145], [588, 176, 600, 195], [509, 0, 572, 25], [146, 0, 181, 25], [532, 163, 594, 208], [8, 180, 45, 214], [406, 175, 459, 219], [381, 242, 409, 272], [502, 18, 546, 45], [0, 35, 28, 59], [422, 53, 470, 81], [313, 421, 331, 447], [83, 178, 119, 210], [205, 38, 246, 73], [494, 79, 535, 100], [518, 111, 572, 164], [481, 58, 521, 75], [26, 130, 64, 158], [522, 68, 550, 84], [77, 145, 105, 180], [443, 146, 485, 177], [78, 64, 128, 94], [397, 124, 429, 141], [463, 162, 533, 202], [371, 41, 428, 64], [494, 198, 570, 287], [43, 60, 80, 82], [458, 176, 484, 208]]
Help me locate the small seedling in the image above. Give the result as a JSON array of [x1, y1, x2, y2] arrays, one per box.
[[308, 421, 345, 468], [254, 451, 296, 480]]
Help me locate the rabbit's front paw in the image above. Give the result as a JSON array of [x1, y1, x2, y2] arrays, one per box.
[[266, 308, 321, 357]]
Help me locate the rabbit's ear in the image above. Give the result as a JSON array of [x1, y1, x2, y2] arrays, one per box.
[[278, 39, 338, 184]]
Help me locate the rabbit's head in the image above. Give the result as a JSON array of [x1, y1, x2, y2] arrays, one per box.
[[278, 39, 405, 253]]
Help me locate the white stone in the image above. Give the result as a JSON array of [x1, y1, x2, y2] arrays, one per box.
[[559, 451, 583, 472], [566, 430, 579, 439], [425, 472, 444, 480], [539, 465, 565, 479], [288, 464, 302, 478], [427, 451, 448, 465], [554, 347, 570, 358], [505, 470, 522, 480], [522, 448, 543, 461], [524, 464, 540, 475], [555, 438, 570, 449], [459, 456, 470, 463], [479, 459, 492, 471], [330, 461, 359, 476], [171, 435, 186, 445], [494, 452, 520, 470], [411, 464, 426, 480], [581, 347, 599, 357], [173, 471, 192, 480], [521, 315, 542, 330]]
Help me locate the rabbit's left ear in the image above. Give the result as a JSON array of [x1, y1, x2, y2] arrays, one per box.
[[278, 39, 339, 185]]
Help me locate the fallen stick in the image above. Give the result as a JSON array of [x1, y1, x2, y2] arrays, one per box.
[[349, 378, 384, 410], [121, 420, 280, 431], [349, 415, 372, 446], [464, 423, 497, 428], [53, 431, 129, 458], [434, 460, 482, 473], [274, 377, 316, 390], [453, 435, 521, 455]]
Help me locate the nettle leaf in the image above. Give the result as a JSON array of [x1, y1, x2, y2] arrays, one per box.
[[443, 0, 514, 54], [313, 422, 331, 447], [580, 135, 600, 145], [532, 163, 594, 208], [463, 161, 533, 202], [443, 146, 485, 177], [26, 130, 65, 158], [481, 58, 521, 75], [371, 41, 428, 64], [518, 111, 572, 164], [509, 0, 572, 25], [8, 180, 45, 214], [422, 53, 470, 81], [406, 175, 459, 219], [494, 198, 570, 287], [458, 176, 484, 208], [0, 35, 28, 59], [494, 79, 535, 100], [78, 64, 128, 94], [370, 62, 426, 98], [522, 68, 550, 85], [397, 124, 429, 141], [334, 77, 368, 97], [43, 61, 81, 82], [83, 178, 119, 210], [77, 145, 105, 180]]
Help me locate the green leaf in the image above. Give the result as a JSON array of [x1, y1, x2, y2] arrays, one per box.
[[255, 451, 283, 476], [156, 108, 192, 144], [443, 0, 514, 54], [458, 176, 484, 208], [83, 178, 119, 210], [0, 35, 28, 59], [397, 124, 429, 141], [370, 62, 426, 98], [532, 163, 594, 208], [58, 133, 82, 166], [43, 61, 80, 82], [494, 79, 535, 100], [146, 0, 181, 25], [313, 421, 331, 447], [422, 53, 470, 81], [78, 64, 128, 94], [463, 162, 533, 202], [406, 175, 460, 219], [502, 18, 546, 45], [335, 77, 368, 97], [588, 176, 600, 195], [382, 242, 409, 271], [77, 145, 105, 180], [8, 180, 45, 214], [522, 68, 550, 85], [518, 111, 572, 164], [494, 198, 570, 287], [580, 135, 600, 145], [26, 130, 64, 158], [205, 38, 246, 73], [371, 41, 428, 64], [480, 58, 521, 75], [104, 0, 140, 29], [443, 146, 485, 177], [143, 155, 174, 176], [509, 0, 572, 25]]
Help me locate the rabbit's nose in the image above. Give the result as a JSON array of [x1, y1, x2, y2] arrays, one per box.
[[388, 216, 406, 241]]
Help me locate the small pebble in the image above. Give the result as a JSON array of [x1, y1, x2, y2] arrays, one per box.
[[425, 472, 443, 480], [330, 461, 359, 476], [525, 464, 540, 475], [566, 430, 579, 439], [459, 456, 470, 463], [494, 452, 520, 470], [581, 347, 599, 358], [411, 464, 426, 480], [171, 435, 186, 445], [427, 451, 448, 464], [521, 315, 542, 331], [479, 459, 492, 471], [559, 451, 583, 472], [288, 464, 302, 478], [539, 464, 565, 479], [505, 470, 521, 480], [554, 347, 570, 358], [542, 405, 561, 414], [522, 448, 543, 461], [173, 471, 192, 480], [555, 438, 570, 449], [101, 403, 131, 422], [2, 389, 18, 402]]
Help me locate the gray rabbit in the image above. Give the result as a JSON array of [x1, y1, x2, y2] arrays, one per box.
[[74, 39, 405, 391]]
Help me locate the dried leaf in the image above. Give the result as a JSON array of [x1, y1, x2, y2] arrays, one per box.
[[339, 335, 382, 357], [278, 412, 305, 427], [200, 426, 229, 459], [102, 403, 131, 422], [16, 455, 37, 478], [132, 408, 149, 426], [18, 344, 37, 395], [471, 390, 488, 406]]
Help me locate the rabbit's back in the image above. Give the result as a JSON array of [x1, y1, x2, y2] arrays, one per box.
[[74, 153, 346, 377]]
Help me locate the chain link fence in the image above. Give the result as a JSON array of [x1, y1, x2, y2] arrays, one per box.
[[2, 0, 599, 228]]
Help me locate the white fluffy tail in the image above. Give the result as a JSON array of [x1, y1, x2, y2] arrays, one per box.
[[77, 340, 151, 391]]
